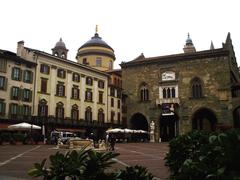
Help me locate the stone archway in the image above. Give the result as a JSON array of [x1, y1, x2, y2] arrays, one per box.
[[233, 106, 240, 128], [192, 108, 217, 131], [159, 114, 179, 142], [130, 113, 148, 131]]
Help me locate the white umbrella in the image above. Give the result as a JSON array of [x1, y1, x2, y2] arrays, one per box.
[[106, 128, 124, 133], [124, 128, 134, 133], [8, 122, 41, 131]]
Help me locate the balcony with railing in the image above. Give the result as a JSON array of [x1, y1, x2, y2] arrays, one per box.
[[156, 97, 180, 105]]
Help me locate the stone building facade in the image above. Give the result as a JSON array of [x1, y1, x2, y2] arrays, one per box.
[[121, 33, 240, 142]]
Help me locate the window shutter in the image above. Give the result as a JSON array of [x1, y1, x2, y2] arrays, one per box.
[[9, 104, 12, 115], [46, 105, 48, 117], [2, 103, 6, 115], [17, 105, 22, 116], [10, 87, 13, 99], [29, 90, 32, 102], [19, 69, 22, 81], [23, 70, 26, 82], [30, 71, 33, 84], [40, 64, 43, 73], [29, 106, 32, 116], [11, 68, 14, 80], [19, 88, 22, 101], [56, 84, 59, 95], [4, 78, 7, 91], [47, 66, 50, 74], [63, 85, 65, 96], [77, 89, 80, 99]]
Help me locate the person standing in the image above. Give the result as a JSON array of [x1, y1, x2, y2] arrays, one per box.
[[109, 134, 116, 151]]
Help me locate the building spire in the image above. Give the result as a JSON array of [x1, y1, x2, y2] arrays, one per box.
[[95, 25, 98, 34], [210, 41, 214, 50]]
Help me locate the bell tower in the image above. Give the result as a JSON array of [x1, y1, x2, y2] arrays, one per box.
[[183, 33, 196, 53], [52, 38, 68, 59]]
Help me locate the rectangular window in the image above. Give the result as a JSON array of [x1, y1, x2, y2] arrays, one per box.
[[41, 78, 48, 93], [40, 64, 50, 74], [72, 73, 80, 82], [111, 98, 114, 107], [72, 87, 79, 99], [23, 89, 32, 102], [117, 99, 120, 109], [98, 80, 104, 89], [57, 69, 66, 78], [83, 58, 88, 65], [86, 77, 93, 86], [23, 105, 31, 116], [10, 103, 18, 115], [117, 89, 121, 98], [0, 76, 7, 90], [85, 90, 92, 101], [96, 57, 102, 67], [110, 87, 115, 96], [11, 87, 20, 100], [12, 67, 21, 81], [56, 84, 65, 96], [0, 101, 6, 115], [23, 70, 33, 83], [111, 111, 115, 123], [0, 59, 7, 72], [99, 91, 103, 103]]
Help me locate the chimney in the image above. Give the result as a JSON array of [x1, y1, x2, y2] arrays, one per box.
[[17, 40, 24, 57]]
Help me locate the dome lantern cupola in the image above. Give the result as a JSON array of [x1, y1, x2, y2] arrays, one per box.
[[76, 26, 115, 71], [183, 33, 196, 53], [52, 38, 68, 59]]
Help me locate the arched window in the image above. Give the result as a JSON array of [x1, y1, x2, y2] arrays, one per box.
[[140, 83, 149, 101], [171, 88, 175, 98], [71, 104, 79, 121], [163, 88, 166, 98], [98, 108, 104, 123], [191, 77, 203, 98], [85, 106, 92, 122], [56, 102, 64, 119], [167, 88, 171, 98], [38, 99, 48, 117]]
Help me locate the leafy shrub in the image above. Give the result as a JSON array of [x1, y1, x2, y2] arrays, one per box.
[[165, 129, 240, 180], [116, 165, 154, 180], [28, 147, 155, 180]]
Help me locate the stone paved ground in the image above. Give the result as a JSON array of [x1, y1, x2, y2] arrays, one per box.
[[0, 143, 169, 180]]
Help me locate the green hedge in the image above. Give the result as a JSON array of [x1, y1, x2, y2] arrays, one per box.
[[165, 129, 240, 180]]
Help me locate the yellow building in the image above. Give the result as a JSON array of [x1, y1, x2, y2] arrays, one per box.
[[0, 47, 36, 129], [76, 27, 123, 128]]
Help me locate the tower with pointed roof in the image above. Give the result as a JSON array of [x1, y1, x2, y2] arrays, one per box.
[[183, 33, 196, 53], [52, 38, 68, 59], [76, 26, 115, 71]]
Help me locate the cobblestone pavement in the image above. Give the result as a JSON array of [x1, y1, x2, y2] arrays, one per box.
[[0, 143, 169, 180]]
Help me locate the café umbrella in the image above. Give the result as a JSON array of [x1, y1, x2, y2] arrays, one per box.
[[8, 122, 41, 131]]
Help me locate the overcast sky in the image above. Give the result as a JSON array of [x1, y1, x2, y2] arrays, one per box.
[[0, 0, 239, 69]]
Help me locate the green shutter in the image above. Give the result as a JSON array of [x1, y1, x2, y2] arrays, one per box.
[[23, 70, 26, 82], [18, 105, 22, 116], [9, 103, 12, 115], [29, 106, 32, 116], [29, 90, 32, 102], [30, 72, 33, 84], [2, 102, 6, 115], [19, 69, 22, 81], [11, 68, 14, 80], [19, 88, 22, 101], [4, 78, 7, 91], [10, 87, 13, 99]]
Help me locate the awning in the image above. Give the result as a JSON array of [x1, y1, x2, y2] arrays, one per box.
[[55, 128, 86, 133]]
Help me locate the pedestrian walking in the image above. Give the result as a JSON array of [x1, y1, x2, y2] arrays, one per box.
[[109, 134, 116, 151]]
